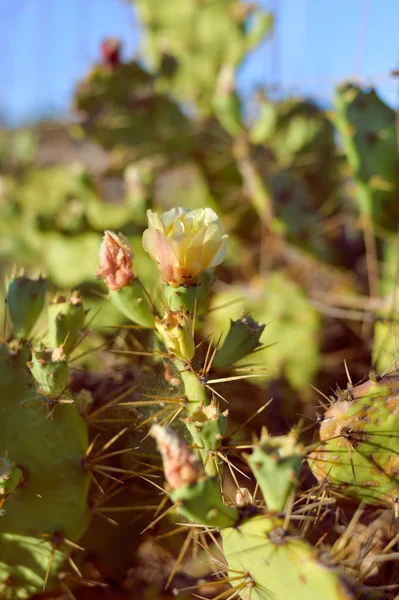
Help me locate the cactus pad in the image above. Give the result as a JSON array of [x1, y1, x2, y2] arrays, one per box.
[[309, 373, 399, 504]]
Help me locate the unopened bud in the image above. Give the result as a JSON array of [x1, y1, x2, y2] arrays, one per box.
[[101, 37, 120, 69], [150, 425, 202, 489], [97, 231, 135, 291]]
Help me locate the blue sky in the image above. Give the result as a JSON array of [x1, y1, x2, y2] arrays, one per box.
[[0, 0, 398, 124]]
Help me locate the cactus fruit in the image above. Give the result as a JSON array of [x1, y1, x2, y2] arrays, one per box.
[[309, 372, 399, 505], [163, 271, 215, 313]]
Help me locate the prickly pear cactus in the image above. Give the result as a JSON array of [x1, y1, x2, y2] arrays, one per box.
[[251, 96, 338, 206], [309, 372, 399, 505], [222, 515, 354, 600], [0, 277, 91, 598], [133, 0, 272, 114], [74, 60, 192, 160], [151, 424, 355, 600], [333, 83, 399, 230]]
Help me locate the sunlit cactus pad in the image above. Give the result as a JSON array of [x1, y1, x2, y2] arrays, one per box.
[[309, 373, 399, 504]]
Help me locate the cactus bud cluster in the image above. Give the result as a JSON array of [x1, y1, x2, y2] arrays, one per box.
[[155, 308, 195, 362]]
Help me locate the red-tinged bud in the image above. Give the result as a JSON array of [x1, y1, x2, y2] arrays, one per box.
[[97, 231, 135, 291], [150, 425, 202, 489], [101, 38, 121, 69]]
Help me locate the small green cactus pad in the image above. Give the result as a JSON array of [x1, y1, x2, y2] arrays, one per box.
[[28, 347, 69, 398], [333, 83, 399, 229], [207, 273, 320, 389], [0, 345, 91, 597], [48, 294, 86, 354], [184, 401, 228, 452], [6, 276, 47, 339], [109, 279, 154, 328], [170, 477, 238, 528], [0, 458, 24, 497], [212, 315, 265, 368], [222, 515, 354, 600], [309, 373, 399, 504], [247, 429, 303, 513]]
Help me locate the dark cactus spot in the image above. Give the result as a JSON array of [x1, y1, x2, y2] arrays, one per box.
[[366, 132, 378, 144]]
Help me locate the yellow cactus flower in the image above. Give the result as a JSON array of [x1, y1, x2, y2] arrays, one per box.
[[142, 207, 228, 287]]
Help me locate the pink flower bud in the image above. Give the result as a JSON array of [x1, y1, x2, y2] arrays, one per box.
[[97, 231, 134, 291], [150, 425, 202, 489]]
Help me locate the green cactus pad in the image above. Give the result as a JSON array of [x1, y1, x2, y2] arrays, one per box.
[[222, 515, 354, 600], [213, 315, 265, 368], [309, 373, 399, 504], [184, 402, 228, 452], [28, 347, 69, 398], [333, 83, 399, 229], [109, 279, 154, 328], [170, 477, 238, 528], [74, 61, 192, 160], [134, 0, 271, 115], [0, 345, 91, 597], [247, 429, 303, 513], [0, 458, 24, 498], [48, 294, 86, 354], [0, 534, 65, 599], [6, 276, 47, 339], [207, 274, 320, 389]]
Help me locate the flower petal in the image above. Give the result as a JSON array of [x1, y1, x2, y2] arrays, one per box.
[[207, 235, 228, 269], [146, 209, 164, 231], [160, 207, 187, 231]]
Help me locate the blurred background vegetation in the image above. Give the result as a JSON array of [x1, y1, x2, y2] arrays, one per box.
[[1, 1, 399, 597]]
